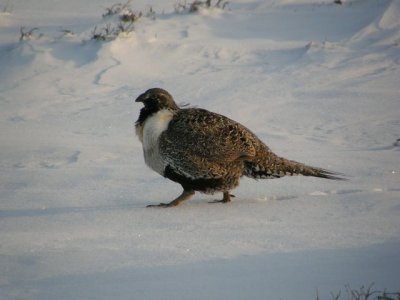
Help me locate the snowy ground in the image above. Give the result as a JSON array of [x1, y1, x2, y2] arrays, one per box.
[[1, 0, 399, 299]]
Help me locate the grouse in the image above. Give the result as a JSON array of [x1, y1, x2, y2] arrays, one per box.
[[135, 88, 344, 207]]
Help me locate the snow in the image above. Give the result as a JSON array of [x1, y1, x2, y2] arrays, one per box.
[[0, 0, 399, 299]]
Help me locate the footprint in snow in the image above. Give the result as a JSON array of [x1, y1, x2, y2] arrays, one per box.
[[40, 150, 80, 169], [14, 150, 81, 169]]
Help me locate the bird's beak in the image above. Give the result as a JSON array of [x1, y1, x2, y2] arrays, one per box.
[[135, 92, 147, 103]]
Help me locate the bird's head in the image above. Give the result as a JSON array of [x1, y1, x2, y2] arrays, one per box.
[[135, 88, 179, 125], [135, 88, 179, 111]]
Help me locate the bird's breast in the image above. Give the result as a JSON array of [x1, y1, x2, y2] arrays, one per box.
[[142, 109, 174, 150], [141, 109, 174, 175]]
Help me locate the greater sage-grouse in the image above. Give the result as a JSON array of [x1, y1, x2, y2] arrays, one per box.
[[135, 88, 343, 207]]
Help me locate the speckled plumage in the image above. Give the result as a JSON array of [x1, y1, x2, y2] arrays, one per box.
[[135, 88, 344, 207]]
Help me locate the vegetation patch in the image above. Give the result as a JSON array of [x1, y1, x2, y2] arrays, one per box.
[[175, 0, 228, 13], [316, 284, 400, 300], [19, 27, 40, 41]]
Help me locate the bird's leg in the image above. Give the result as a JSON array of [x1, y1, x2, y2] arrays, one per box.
[[209, 191, 234, 204], [147, 190, 195, 208]]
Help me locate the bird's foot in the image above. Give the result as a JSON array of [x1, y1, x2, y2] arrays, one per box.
[[146, 190, 195, 208], [209, 192, 235, 204]]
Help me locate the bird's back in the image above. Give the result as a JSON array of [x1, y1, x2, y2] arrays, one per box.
[[161, 108, 259, 163]]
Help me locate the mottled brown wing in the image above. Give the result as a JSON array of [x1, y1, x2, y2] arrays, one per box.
[[159, 108, 257, 178]]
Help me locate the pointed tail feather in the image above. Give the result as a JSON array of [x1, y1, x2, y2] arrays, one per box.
[[299, 166, 347, 180], [244, 155, 346, 181]]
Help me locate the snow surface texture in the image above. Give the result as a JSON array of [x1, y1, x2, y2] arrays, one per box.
[[1, 0, 399, 299]]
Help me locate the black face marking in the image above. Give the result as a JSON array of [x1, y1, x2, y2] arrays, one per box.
[[135, 105, 159, 126]]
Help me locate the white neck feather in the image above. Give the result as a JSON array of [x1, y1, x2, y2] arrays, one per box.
[[141, 109, 174, 175]]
